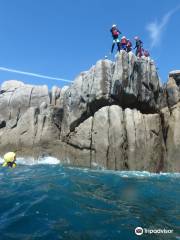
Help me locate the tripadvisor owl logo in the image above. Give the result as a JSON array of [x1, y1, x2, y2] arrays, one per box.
[[135, 227, 143, 235]]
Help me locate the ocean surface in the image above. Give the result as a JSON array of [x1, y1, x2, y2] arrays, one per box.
[[0, 157, 179, 240]]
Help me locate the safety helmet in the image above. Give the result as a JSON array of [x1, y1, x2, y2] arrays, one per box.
[[112, 24, 116, 28], [4, 152, 16, 163], [122, 36, 126, 39], [134, 36, 139, 40]]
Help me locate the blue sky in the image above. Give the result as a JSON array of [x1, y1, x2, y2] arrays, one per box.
[[0, 0, 179, 89]]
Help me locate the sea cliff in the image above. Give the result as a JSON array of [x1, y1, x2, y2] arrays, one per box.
[[0, 51, 180, 172]]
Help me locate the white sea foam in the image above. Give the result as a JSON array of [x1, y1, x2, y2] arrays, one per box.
[[113, 170, 180, 178], [16, 157, 36, 165], [0, 155, 179, 176], [0, 157, 3, 164], [91, 162, 105, 170], [0, 156, 60, 165], [37, 156, 60, 165], [82, 169, 180, 178]]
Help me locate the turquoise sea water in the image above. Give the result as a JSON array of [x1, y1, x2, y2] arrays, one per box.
[[0, 160, 179, 240]]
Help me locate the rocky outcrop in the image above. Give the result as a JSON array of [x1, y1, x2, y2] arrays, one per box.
[[160, 103, 180, 171], [60, 52, 161, 138], [0, 80, 50, 122], [0, 80, 60, 153], [111, 53, 160, 112], [169, 70, 180, 85], [0, 51, 180, 172], [64, 105, 165, 171]]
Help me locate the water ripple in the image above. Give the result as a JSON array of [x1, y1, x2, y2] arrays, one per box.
[[0, 164, 179, 240]]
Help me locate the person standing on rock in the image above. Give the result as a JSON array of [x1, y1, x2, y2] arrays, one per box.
[[110, 24, 121, 53], [143, 49, 150, 58], [120, 36, 128, 51], [134, 36, 143, 57], [126, 39, 132, 52]]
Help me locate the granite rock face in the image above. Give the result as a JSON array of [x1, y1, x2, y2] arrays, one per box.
[[0, 52, 180, 172], [0, 80, 50, 122], [169, 70, 180, 85], [0, 81, 60, 152], [161, 103, 180, 171], [61, 51, 161, 138], [111, 52, 160, 112], [166, 77, 180, 107], [64, 105, 165, 171]]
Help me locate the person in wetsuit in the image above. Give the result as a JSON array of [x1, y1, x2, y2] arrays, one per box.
[[134, 36, 143, 57], [2, 152, 17, 168], [110, 24, 121, 53]]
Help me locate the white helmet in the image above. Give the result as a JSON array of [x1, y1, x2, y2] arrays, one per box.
[[122, 36, 126, 39], [134, 36, 139, 40], [112, 24, 116, 27]]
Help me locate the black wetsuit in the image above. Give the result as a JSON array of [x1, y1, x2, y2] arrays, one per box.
[[126, 41, 132, 53], [7, 161, 16, 168], [134, 40, 143, 56]]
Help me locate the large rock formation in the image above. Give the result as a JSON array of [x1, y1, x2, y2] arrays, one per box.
[[0, 51, 179, 172], [60, 52, 160, 138]]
